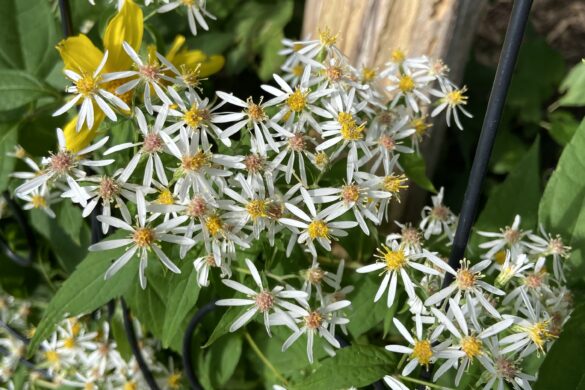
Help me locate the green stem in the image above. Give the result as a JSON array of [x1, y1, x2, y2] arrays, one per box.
[[244, 331, 288, 386], [398, 375, 454, 390]]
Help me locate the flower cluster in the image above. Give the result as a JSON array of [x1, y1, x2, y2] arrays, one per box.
[[358, 199, 572, 389], [0, 290, 183, 389]]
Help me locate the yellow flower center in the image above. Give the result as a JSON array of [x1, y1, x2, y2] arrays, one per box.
[[157, 188, 175, 205], [45, 350, 60, 364], [526, 321, 555, 351], [382, 175, 408, 194], [304, 311, 324, 329], [133, 227, 155, 248], [64, 337, 75, 349], [167, 372, 182, 389], [205, 215, 223, 236], [461, 336, 482, 358], [362, 67, 377, 82], [398, 75, 415, 93], [246, 199, 268, 220], [76, 74, 98, 96], [318, 27, 337, 46], [340, 122, 366, 141], [31, 195, 46, 209], [247, 98, 266, 121], [445, 87, 468, 106], [308, 220, 329, 239], [184, 105, 205, 128], [411, 339, 433, 366], [341, 184, 360, 204], [314, 152, 329, 168], [391, 49, 406, 63], [411, 117, 432, 137], [181, 150, 211, 171], [292, 64, 304, 77], [456, 268, 477, 290], [287, 88, 308, 112], [123, 382, 137, 390], [380, 245, 407, 271]]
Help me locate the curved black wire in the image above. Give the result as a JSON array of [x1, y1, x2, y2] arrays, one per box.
[[0, 191, 36, 267], [121, 298, 161, 390], [182, 301, 218, 390]]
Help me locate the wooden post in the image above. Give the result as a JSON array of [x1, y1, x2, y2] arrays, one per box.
[[302, 0, 487, 225]]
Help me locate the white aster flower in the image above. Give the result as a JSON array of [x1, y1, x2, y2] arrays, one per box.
[[478, 215, 531, 259], [193, 252, 231, 287], [103, 42, 179, 114], [215, 259, 308, 335], [88, 191, 195, 289], [280, 299, 351, 364], [105, 106, 178, 188], [386, 67, 435, 113], [431, 299, 513, 385], [385, 317, 463, 376], [430, 83, 472, 130], [357, 240, 451, 307], [16, 185, 59, 218], [278, 188, 358, 258], [53, 50, 130, 131], [425, 259, 505, 320], [14, 129, 113, 202], [419, 187, 457, 240]]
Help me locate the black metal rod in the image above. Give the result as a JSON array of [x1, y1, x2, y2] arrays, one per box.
[[0, 319, 30, 345], [183, 301, 218, 390], [121, 299, 161, 390], [58, 0, 74, 38], [443, 0, 532, 286]]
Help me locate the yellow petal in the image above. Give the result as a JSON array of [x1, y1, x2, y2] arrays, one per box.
[[103, 0, 143, 72], [165, 35, 187, 63], [64, 112, 105, 153], [56, 35, 104, 74], [173, 50, 225, 77], [197, 55, 225, 77]]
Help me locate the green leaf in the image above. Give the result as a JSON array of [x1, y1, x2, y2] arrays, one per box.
[[0, 0, 59, 78], [539, 119, 585, 287], [198, 333, 243, 388], [558, 61, 585, 107], [0, 69, 54, 111], [124, 251, 202, 351], [547, 110, 580, 146], [202, 305, 249, 348], [28, 230, 138, 356], [346, 275, 392, 338], [291, 345, 395, 390], [0, 124, 18, 192], [111, 313, 133, 361], [534, 303, 585, 390], [161, 261, 201, 348], [401, 153, 436, 193], [28, 208, 90, 273], [473, 137, 541, 243]]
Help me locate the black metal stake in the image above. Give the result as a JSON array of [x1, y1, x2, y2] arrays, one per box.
[[418, 0, 533, 388], [58, 0, 74, 38], [443, 0, 533, 285]]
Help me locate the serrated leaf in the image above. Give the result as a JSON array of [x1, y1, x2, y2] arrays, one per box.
[[0, 69, 54, 111], [539, 119, 585, 287], [291, 345, 395, 390], [558, 61, 585, 107], [401, 152, 436, 193], [27, 230, 138, 356]]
